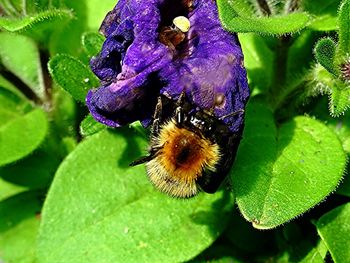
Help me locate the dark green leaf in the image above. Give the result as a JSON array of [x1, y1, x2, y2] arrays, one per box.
[[316, 203, 350, 263], [233, 101, 346, 229], [48, 54, 99, 103], [337, 0, 350, 58], [37, 129, 233, 263], [80, 114, 106, 136], [0, 191, 42, 263], [0, 148, 61, 189], [0, 32, 45, 100], [82, 32, 105, 57], [0, 108, 48, 167], [314, 37, 337, 75], [217, 0, 310, 35]]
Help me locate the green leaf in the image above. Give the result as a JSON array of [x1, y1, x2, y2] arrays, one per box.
[[303, 0, 340, 31], [0, 191, 41, 263], [239, 34, 273, 94], [0, 74, 29, 103], [217, 0, 310, 35], [85, 0, 116, 29], [314, 38, 337, 75], [82, 32, 105, 57], [233, 101, 346, 229], [337, 0, 350, 58], [37, 129, 233, 263], [0, 177, 27, 201], [0, 32, 45, 100], [309, 15, 338, 31], [80, 114, 106, 137], [0, 9, 73, 42], [329, 83, 350, 117], [316, 203, 350, 263], [299, 241, 328, 263], [0, 148, 61, 189], [48, 54, 99, 103], [0, 108, 48, 167]]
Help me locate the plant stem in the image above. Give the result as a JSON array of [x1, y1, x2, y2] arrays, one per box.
[[256, 0, 272, 16]]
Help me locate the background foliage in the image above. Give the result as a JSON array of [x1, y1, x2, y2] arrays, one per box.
[[0, 0, 349, 262]]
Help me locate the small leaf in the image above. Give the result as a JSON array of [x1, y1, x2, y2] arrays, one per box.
[[309, 15, 338, 31], [0, 191, 41, 263], [0, 32, 45, 100], [217, 0, 310, 35], [80, 114, 106, 136], [329, 83, 350, 117], [0, 108, 48, 167], [0, 9, 73, 42], [233, 101, 346, 229], [337, 0, 350, 58], [37, 129, 233, 263], [314, 38, 337, 75], [82, 32, 105, 57], [48, 54, 99, 103], [316, 203, 350, 263]]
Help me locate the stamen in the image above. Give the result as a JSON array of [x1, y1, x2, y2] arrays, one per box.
[[173, 16, 190, 33]]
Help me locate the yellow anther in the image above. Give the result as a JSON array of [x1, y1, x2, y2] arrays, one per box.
[[173, 16, 190, 33]]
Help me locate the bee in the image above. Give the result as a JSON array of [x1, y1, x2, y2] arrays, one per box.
[[130, 92, 243, 198]]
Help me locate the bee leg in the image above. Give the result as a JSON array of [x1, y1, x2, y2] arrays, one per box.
[[175, 91, 186, 125], [151, 96, 163, 137], [219, 109, 245, 121]]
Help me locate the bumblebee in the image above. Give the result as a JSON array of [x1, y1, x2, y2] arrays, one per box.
[[130, 93, 243, 198]]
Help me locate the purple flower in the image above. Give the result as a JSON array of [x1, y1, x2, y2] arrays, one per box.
[[86, 0, 249, 133]]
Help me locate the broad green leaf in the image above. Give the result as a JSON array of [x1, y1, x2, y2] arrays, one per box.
[[314, 38, 337, 75], [232, 102, 346, 229], [329, 83, 350, 117], [0, 177, 26, 201], [337, 0, 350, 58], [316, 203, 350, 263], [85, 0, 116, 29], [48, 54, 99, 103], [0, 108, 48, 167], [0, 9, 73, 42], [0, 32, 45, 100], [0, 148, 61, 189], [239, 34, 273, 94], [80, 114, 106, 137], [37, 129, 233, 263], [217, 0, 310, 34], [0, 191, 41, 263], [82, 32, 105, 57]]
